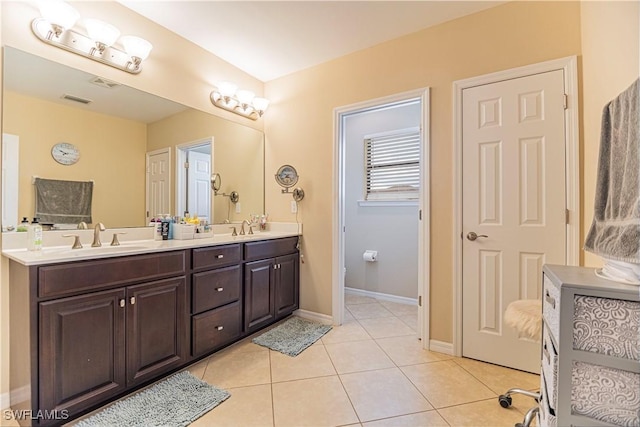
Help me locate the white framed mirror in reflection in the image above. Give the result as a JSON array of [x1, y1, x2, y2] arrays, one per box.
[[1, 47, 265, 231]]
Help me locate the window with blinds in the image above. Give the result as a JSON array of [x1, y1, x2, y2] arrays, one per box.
[[364, 128, 420, 200]]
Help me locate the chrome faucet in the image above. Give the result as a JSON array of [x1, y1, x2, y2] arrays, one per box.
[[92, 223, 105, 247], [239, 220, 253, 235]]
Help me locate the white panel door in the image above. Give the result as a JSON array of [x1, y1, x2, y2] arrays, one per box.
[[187, 150, 211, 222], [146, 149, 170, 220], [462, 70, 566, 373], [2, 133, 19, 230]]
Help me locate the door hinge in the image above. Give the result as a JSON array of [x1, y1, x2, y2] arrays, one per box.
[[563, 94, 568, 110], [419, 209, 422, 220], [184, 161, 189, 169], [418, 295, 422, 307], [566, 208, 570, 224]]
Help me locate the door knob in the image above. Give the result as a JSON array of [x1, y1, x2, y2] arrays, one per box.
[[467, 232, 488, 241]]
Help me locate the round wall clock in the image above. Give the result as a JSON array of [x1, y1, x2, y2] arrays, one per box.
[[275, 164, 299, 188], [51, 142, 80, 165]]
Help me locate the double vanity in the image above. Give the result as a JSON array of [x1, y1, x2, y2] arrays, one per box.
[[3, 225, 301, 426]]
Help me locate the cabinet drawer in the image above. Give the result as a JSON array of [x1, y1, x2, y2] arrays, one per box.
[[571, 360, 640, 426], [573, 294, 640, 361], [541, 325, 558, 412], [542, 274, 560, 340], [38, 251, 186, 299], [244, 237, 298, 261], [539, 373, 557, 427], [192, 265, 241, 314], [192, 301, 242, 357], [192, 244, 241, 270]]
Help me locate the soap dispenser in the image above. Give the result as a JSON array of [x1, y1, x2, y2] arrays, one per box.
[[28, 217, 43, 251], [17, 217, 29, 232]]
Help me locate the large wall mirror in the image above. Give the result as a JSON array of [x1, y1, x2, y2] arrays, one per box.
[[2, 47, 265, 230]]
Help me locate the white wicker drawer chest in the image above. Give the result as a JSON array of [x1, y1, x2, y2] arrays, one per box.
[[540, 264, 640, 427]]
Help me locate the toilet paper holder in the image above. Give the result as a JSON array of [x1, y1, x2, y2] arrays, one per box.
[[363, 250, 378, 262]]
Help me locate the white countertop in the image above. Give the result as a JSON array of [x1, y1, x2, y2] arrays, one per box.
[[2, 222, 301, 266]]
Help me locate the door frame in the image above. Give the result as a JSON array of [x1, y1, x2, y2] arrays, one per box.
[[452, 56, 580, 357], [175, 137, 213, 219], [145, 147, 171, 222], [332, 87, 430, 347]]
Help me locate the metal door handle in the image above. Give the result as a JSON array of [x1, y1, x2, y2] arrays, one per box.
[[466, 232, 488, 241]]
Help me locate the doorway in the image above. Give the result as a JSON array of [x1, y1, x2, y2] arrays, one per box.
[[333, 88, 430, 346], [145, 147, 171, 222], [453, 57, 580, 372], [176, 138, 212, 223]]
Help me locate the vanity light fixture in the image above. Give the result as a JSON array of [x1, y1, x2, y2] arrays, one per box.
[[210, 82, 270, 120], [31, 0, 153, 74]]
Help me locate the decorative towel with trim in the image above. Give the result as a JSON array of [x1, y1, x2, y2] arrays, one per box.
[[584, 78, 640, 263], [34, 178, 93, 224]]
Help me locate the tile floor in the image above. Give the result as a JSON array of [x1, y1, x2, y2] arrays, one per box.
[[16, 294, 540, 427]]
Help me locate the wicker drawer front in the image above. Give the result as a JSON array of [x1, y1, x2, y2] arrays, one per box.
[[192, 265, 241, 314], [571, 361, 640, 427], [192, 244, 241, 270], [192, 301, 242, 357], [542, 274, 560, 339], [541, 325, 558, 412], [573, 294, 640, 361]]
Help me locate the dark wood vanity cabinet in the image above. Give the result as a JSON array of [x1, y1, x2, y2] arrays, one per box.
[[9, 237, 300, 426], [244, 238, 300, 333], [10, 251, 188, 426]]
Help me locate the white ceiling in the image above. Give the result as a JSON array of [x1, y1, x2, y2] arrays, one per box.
[[118, 1, 505, 82]]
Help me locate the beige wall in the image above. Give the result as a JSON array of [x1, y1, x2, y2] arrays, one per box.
[[3, 91, 147, 228], [580, 1, 640, 267], [147, 108, 265, 223], [264, 1, 584, 342]]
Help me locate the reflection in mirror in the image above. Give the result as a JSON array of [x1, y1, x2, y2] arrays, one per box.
[[2, 47, 264, 230]]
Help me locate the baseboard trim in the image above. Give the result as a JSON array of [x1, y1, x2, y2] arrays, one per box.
[[293, 309, 333, 325], [429, 339, 454, 355], [345, 287, 417, 306], [0, 391, 9, 411]]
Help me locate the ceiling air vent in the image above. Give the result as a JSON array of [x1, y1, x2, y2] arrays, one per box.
[[61, 94, 92, 105], [90, 76, 120, 89]]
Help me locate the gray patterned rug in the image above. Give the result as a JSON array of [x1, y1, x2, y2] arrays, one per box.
[[252, 316, 332, 356], [75, 371, 229, 427]]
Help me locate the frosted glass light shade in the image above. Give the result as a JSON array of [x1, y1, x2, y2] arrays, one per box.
[[252, 97, 270, 112], [217, 82, 238, 98], [121, 36, 153, 60], [39, 0, 80, 30], [236, 90, 255, 105], [85, 19, 120, 47]]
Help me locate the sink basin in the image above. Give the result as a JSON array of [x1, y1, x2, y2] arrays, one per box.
[[50, 245, 150, 256]]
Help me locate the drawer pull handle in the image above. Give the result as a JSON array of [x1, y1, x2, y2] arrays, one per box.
[[130, 296, 136, 305], [119, 299, 125, 308], [216, 254, 224, 259], [543, 345, 550, 363], [545, 290, 556, 309], [216, 287, 224, 292], [216, 326, 224, 331]]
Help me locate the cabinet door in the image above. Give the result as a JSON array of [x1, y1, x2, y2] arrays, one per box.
[[275, 253, 299, 318], [39, 289, 126, 416], [244, 259, 276, 332], [126, 276, 187, 387]]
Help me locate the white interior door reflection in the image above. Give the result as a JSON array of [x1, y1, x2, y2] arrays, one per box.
[[177, 138, 212, 223]]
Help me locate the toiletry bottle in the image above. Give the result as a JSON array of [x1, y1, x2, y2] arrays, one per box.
[[27, 217, 43, 251], [17, 217, 29, 232]]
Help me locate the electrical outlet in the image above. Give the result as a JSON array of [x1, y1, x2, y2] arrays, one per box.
[[235, 202, 241, 213], [290, 200, 298, 213]]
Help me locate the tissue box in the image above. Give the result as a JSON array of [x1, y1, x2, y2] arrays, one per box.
[[172, 224, 195, 240]]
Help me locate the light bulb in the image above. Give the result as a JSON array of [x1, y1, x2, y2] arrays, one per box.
[[121, 36, 153, 61], [84, 19, 120, 47]]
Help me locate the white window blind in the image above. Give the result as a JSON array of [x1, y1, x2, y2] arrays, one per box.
[[365, 128, 420, 200]]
